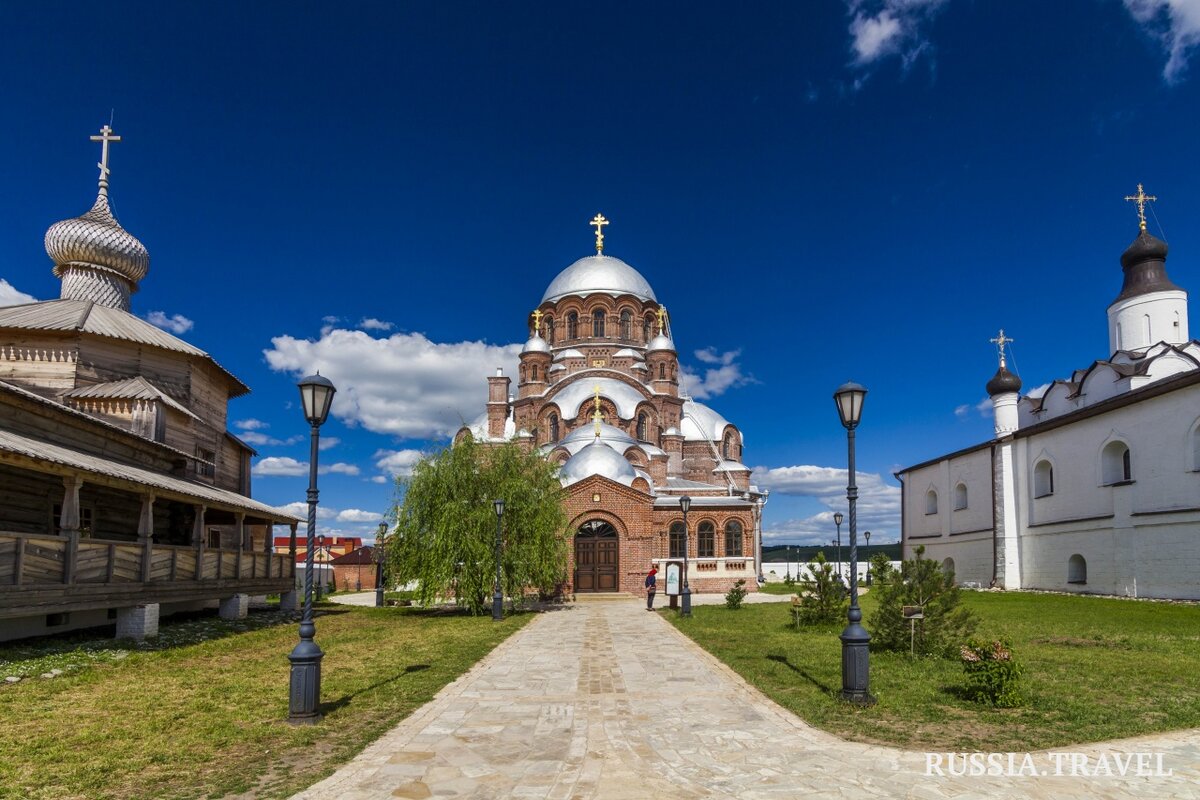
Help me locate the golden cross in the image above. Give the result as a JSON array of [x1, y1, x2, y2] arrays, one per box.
[[531, 309, 543, 335], [590, 213, 609, 254], [89, 124, 121, 197], [656, 305, 667, 335], [989, 329, 1013, 369], [1124, 183, 1157, 232], [592, 384, 604, 436]]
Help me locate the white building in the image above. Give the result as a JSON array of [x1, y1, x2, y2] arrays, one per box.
[[898, 194, 1200, 600]]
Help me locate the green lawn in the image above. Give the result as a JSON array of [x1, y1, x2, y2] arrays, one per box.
[[757, 581, 800, 595], [0, 605, 529, 800], [667, 591, 1200, 751]]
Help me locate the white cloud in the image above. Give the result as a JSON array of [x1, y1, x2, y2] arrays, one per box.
[[358, 318, 393, 331], [1025, 382, 1051, 399], [846, 0, 948, 67], [278, 501, 336, 521], [238, 431, 303, 447], [253, 456, 308, 477], [145, 311, 195, 335], [318, 437, 340, 451], [235, 418, 270, 431], [370, 475, 390, 484], [264, 328, 521, 439], [0, 279, 36, 307], [323, 462, 360, 476], [337, 508, 384, 523], [375, 448, 424, 478], [753, 464, 902, 543], [1124, 0, 1200, 82], [955, 397, 993, 419], [680, 348, 755, 400]]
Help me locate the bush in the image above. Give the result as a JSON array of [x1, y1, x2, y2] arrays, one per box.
[[869, 545, 977, 657], [796, 551, 847, 625], [869, 552, 893, 584], [960, 639, 1025, 707], [724, 579, 748, 610]]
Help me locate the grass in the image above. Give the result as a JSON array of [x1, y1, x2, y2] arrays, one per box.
[[757, 581, 800, 596], [666, 590, 1200, 751], [0, 604, 530, 800]]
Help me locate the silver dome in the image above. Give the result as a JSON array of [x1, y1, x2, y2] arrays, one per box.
[[647, 333, 675, 352], [681, 399, 732, 442], [541, 255, 657, 304], [558, 421, 637, 453], [46, 193, 150, 285], [559, 440, 637, 487], [521, 333, 551, 354]]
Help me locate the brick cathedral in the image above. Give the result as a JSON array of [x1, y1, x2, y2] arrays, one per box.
[[456, 216, 767, 595]]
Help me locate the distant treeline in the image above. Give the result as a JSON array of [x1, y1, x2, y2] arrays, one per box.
[[761, 543, 902, 562]]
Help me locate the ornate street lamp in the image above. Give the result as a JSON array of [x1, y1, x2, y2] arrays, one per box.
[[680, 495, 692, 617], [833, 511, 844, 587], [864, 530, 872, 586], [492, 499, 505, 621], [375, 522, 388, 607], [834, 380, 873, 705], [288, 372, 336, 724]]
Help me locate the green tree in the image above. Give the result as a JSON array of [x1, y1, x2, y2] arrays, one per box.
[[386, 438, 570, 615], [796, 551, 847, 625], [869, 545, 977, 657]]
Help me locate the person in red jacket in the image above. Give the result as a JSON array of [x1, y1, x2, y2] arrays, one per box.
[[644, 564, 658, 611]]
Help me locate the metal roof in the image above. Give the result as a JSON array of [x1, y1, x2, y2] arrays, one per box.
[[63, 376, 200, 421], [540, 255, 657, 304]]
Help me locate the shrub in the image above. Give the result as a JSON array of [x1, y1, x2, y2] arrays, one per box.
[[960, 639, 1025, 707], [724, 579, 748, 610], [869, 553, 893, 584], [869, 545, 977, 657], [796, 551, 847, 625]]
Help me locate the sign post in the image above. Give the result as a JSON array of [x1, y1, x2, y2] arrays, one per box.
[[665, 561, 682, 610]]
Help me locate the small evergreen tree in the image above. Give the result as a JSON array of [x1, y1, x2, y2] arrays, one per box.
[[869, 545, 977, 657], [796, 551, 847, 625], [724, 579, 748, 609], [869, 552, 893, 585]]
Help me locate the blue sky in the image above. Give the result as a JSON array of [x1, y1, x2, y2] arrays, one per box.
[[2, 1, 1199, 546]]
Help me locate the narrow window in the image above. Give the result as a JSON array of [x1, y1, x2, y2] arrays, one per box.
[[567, 312, 578, 339], [620, 309, 632, 340], [698, 521, 715, 557], [1033, 460, 1054, 497], [925, 489, 938, 515], [637, 413, 647, 441], [658, 363, 665, 380], [942, 558, 955, 578], [1192, 425, 1200, 471], [545, 316, 555, 344], [724, 520, 743, 556], [549, 413, 559, 442], [531, 364, 539, 381], [1068, 554, 1087, 585], [643, 317, 652, 342], [1115, 322, 1123, 350], [1143, 313, 1152, 344], [669, 522, 686, 558], [1102, 441, 1131, 484], [953, 482, 968, 510], [592, 310, 606, 337]]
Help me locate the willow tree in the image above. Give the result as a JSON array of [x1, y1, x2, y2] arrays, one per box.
[[386, 438, 570, 614]]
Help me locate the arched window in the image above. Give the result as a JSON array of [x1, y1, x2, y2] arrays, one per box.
[[669, 521, 686, 558], [722, 434, 732, 460], [1143, 313, 1152, 343], [592, 310, 606, 337], [1192, 424, 1200, 471], [1033, 460, 1054, 497], [637, 413, 647, 441], [942, 558, 955, 578], [531, 364, 539, 381], [566, 312, 578, 339], [658, 363, 665, 380], [953, 482, 968, 510], [1115, 322, 1123, 350], [925, 489, 938, 515], [1102, 441, 1131, 485], [643, 317, 653, 342], [1068, 554, 1087, 585], [698, 521, 715, 557], [545, 316, 555, 344], [549, 413, 559, 442], [724, 520, 743, 556], [619, 309, 632, 340]]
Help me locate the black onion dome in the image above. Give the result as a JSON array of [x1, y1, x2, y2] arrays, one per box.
[[1113, 230, 1179, 304], [986, 366, 1022, 396]]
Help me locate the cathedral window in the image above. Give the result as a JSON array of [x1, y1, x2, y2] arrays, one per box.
[[637, 413, 647, 441], [658, 363, 665, 380], [925, 489, 938, 515], [1068, 554, 1087, 585], [953, 482, 968, 510], [549, 413, 559, 442], [567, 312, 578, 339], [592, 310, 606, 337], [724, 520, 743, 556], [643, 317, 653, 342], [669, 522, 686, 557], [1101, 441, 1131, 485], [1192, 424, 1200, 471], [619, 309, 633, 340], [698, 521, 715, 557], [545, 316, 555, 343], [1033, 460, 1054, 497], [531, 364, 539, 381]]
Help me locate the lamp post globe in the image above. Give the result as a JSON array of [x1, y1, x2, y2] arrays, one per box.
[[492, 499, 505, 621], [288, 373, 336, 724], [375, 522, 388, 608], [833, 381, 873, 705], [680, 495, 692, 617]]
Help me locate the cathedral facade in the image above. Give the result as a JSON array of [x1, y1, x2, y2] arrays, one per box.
[[898, 188, 1200, 600], [457, 218, 766, 595]]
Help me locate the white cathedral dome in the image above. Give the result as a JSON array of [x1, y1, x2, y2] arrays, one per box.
[[540, 255, 657, 304], [559, 439, 637, 487], [521, 332, 551, 354], [559, 422, 637, 453], [681, 399, 732, 442]]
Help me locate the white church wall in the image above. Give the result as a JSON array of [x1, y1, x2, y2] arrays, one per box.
[[915, 531, 992, 587], [1108, 290, 1189, 354], [947, 448, 992, 535]]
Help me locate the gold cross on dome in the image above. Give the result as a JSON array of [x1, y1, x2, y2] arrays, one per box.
[[592, 384, 604, 436], [531, 309, 543, 335], [590, 213, 609, 254], [656, 304, 667, 335], [1124, 184, 1157, 232], [90, 124, 121, 196], [989, 329, 1014, 368]]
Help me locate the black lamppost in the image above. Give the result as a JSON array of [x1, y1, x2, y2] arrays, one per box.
[[374, 522, 387, 607], [288, 372, 336, 724], [680, 495, 692, 617], [833, 511, 844, 587], [864, 530, 872, 586], [834, 380, 872, 705], [492, 499, 504, 621]]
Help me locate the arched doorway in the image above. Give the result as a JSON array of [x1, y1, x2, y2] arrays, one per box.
[[575, 520, 619, 592]]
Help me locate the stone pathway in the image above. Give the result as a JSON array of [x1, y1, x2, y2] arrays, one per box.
[[327, 591, 380, 607], [291, 600, 1200, 799]]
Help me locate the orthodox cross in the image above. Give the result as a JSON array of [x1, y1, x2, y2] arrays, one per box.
[[531, 309, 543, 336], [90, 125, 121, 197], [656, 304, 668, 335], [590, 213, 609, 254], [990, 329, 1014, 369], [1124, 184, 1157, 232], [592, 384, 604, 436]]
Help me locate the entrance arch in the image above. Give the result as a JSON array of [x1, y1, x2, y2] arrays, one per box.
[[574, 519, 619, 592]]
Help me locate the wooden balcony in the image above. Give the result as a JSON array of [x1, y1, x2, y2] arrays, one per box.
[[0, 531, 295, 620]]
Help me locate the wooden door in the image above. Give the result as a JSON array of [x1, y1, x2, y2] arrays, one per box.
[[574, 520, 619, 592]]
